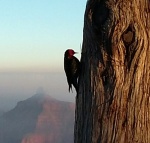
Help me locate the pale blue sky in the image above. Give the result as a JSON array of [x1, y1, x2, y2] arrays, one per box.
[[0, 0, 86, 72]]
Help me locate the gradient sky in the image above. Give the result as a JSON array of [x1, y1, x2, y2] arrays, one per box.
[[0, 0, 86, 72], [0, 0, 87, 109]]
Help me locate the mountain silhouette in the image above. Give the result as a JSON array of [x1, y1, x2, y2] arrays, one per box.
[[0, 93, 75, 143]]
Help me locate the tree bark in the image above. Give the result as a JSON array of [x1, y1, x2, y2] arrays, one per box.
[[74, 0, 150, 143]]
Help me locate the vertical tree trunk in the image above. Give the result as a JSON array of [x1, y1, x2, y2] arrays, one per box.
[[74, 0, 150, 143]]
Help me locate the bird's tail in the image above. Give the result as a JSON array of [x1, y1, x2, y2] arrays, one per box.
[[69, 84, 73, 93]]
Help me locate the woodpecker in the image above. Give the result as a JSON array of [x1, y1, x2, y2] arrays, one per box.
[[64, 49, 80, 93]]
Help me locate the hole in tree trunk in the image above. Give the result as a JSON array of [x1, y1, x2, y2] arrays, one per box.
[[122, 24, 137, 68], [122, 24, 135, 47]]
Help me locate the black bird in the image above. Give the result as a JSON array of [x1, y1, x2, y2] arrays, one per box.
[[64, 49, 80, 93]]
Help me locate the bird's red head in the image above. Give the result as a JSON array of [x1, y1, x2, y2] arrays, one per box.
[[65, 49, 77, 58]]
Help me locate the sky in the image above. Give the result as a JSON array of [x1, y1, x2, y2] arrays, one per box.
[[0, 0, 86, 72], [0, 0, 87, 110]]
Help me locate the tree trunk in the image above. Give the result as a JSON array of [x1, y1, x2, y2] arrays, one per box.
[[74, 0, 150, 143]]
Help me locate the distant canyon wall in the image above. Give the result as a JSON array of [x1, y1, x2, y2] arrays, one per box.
[[0, 94, 75, 143]]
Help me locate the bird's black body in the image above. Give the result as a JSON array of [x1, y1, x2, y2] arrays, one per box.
[[64, 49, 80, 92]]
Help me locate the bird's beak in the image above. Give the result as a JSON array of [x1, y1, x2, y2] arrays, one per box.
[[74, 52, 78, 54]]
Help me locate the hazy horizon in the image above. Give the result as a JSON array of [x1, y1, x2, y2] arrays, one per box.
[[0, 71, 76, 111]]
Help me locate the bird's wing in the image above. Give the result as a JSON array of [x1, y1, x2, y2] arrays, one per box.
[[64, 58, 73, 92]]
